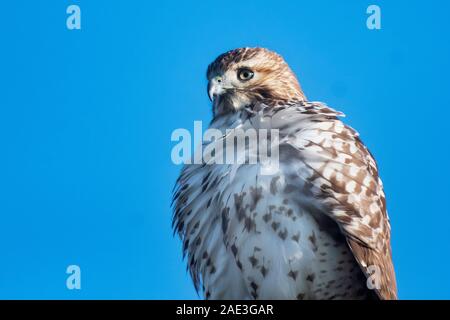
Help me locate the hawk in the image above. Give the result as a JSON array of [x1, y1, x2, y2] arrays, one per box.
[[172, 47, 397, 300]]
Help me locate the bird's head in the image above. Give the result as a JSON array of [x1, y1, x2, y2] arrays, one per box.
[[207, 47, 305, 116]]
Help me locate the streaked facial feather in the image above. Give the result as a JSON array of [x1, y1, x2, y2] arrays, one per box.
[[207, 47, 305, 115]]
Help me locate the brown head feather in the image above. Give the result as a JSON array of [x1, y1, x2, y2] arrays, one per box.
[[207, 48, 305, 115]]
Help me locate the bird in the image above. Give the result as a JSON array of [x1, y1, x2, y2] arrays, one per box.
[[172, 47, 397, 300]]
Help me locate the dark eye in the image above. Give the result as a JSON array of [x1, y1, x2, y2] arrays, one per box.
[[237, 68, 254, 81]]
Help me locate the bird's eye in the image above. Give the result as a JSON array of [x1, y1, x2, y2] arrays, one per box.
[[237, 68, 254, 81]]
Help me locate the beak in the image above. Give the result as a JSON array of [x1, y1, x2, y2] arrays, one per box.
[[207, 76, 224, 101], [207, 81, 214, 101]]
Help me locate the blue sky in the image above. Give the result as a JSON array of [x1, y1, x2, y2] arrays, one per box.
[[0, 0, 449, 299]]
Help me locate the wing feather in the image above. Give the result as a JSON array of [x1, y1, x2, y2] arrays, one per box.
[[279, 102, 398, 299]]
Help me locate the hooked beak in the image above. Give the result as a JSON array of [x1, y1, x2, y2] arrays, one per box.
[[207, 81, 214, 101], [207, 76, 225, 101]]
